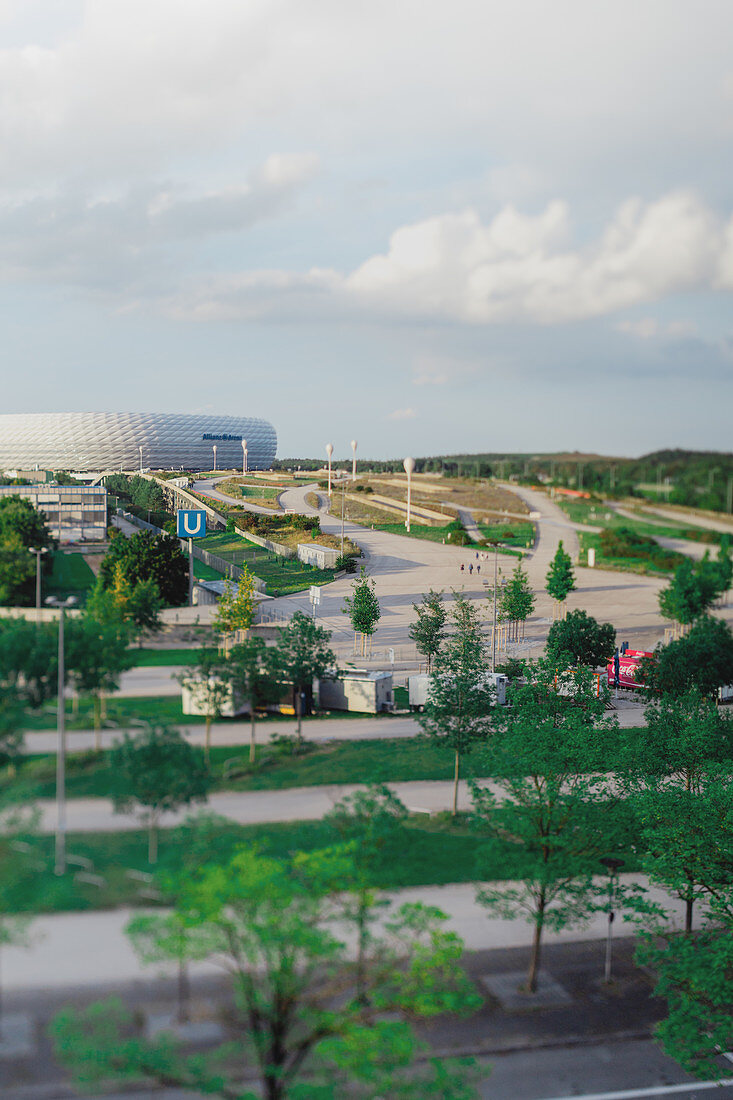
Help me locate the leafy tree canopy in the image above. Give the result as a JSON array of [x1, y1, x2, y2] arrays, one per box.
[[640, 615, 733, 699], [100, 530, 188, 607], [408, 589, 446, 672], [545, 608, 616, 671], [545, 540, 576, 603], [52, 846, 481, 1100]]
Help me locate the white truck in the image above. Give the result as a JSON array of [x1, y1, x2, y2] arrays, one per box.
[[408, 671, 507, 711]]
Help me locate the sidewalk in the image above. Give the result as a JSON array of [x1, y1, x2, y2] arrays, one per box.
[[32, 779, 489, 833], [3, 878, 691, 993]]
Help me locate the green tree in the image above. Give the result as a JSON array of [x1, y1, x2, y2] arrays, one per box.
[[0, 496, 54, 606], [227, 637, 283, 762], [212, 569, 257, 635], [0, 619, 59, 708], [544, 608, 616, 671], [0, 684, 24, 769], [52, 848, 481, 1100], [110, 726, 211, 863], [100, 530, 188, 607], [545, 540, 576, 607], [126, 576, 163, 641], [408, 589, 446, 672], [300, 785, 409, 1002], [416, 593, 496, 816], [0, 804, 38, 1023], [66, 610, 133, 748], [624, 689, 733, 932], [275, 611, 337, 745], [342, 567, 381, 656], [659, 557, 711, 625], [471, 666, 623, 993], [498, 562, 535, 642], [640, 616, 733, 699], [176, 647, 231, 761], [635, 780, 733, 1079]]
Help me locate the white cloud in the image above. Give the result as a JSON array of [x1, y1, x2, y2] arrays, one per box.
[[166, 191, 729, 326], [388, 407, 417, 420], [0, 152, 318, 288], [616, 317, 698, 340]]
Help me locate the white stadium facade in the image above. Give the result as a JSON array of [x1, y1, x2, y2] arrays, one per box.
[[0, 412, 277, 472]]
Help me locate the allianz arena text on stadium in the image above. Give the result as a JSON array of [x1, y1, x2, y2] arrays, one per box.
[[0, 413, 277, 472]]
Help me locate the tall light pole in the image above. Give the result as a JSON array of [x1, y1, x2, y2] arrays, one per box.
[[242, 439, 248, 476], [326, 443, 334, 498], [351, 440, 358, 482], [138, 445, 143, 474], [212, 444, 217, 473], [28, 546, 48, 617], [403, 456, 415, 533], [600, 857, 625, 983], [45, 595, 77, 876], [491, 542, 499, 672]]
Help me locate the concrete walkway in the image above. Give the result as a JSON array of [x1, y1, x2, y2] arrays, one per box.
[[2, 876, 695, 992], [35, 779, 482, 834]]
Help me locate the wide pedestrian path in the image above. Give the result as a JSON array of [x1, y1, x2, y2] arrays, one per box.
[[34, 779, 488, 833], [22, 700, 646, 754], [4, 877, 690, 992]]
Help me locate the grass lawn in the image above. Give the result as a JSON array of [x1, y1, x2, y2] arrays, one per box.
[[7, 727, 644, 802], [373, 522, 526, 557], [5, 798, 642, 915], [18, 695, 392, 733], [557, 498, 721, 544], [577, 530, 685, 576], [131, 648, 208, 667], [46, 552, 96, 602], [198, 530, 337, 596], [7, 738, 470, 802]]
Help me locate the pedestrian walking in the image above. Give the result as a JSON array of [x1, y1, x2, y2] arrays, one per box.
[[469, 563, 473, 575], [460, 562, 464, 572]]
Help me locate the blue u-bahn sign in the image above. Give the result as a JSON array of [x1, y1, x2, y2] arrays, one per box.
[[177, 509, 207, 538]]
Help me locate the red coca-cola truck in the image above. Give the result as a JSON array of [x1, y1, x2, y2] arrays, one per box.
[[606, 649, 653, 690]]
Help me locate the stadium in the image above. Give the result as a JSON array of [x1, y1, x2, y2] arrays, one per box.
[[0, 412, 277, 472]]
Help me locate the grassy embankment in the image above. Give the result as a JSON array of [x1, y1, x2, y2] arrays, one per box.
[[45, 552, 96, 603], [555, 497, 723, 575], [4, 799, 639, 915], [326, 477, 532, 551], [196, 530, 338, 596]]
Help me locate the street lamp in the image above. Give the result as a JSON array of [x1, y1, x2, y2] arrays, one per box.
[[351, 440, 358, 482], [600, 856, 625, 983], [45, 595, 77, 876], [138, 445, 143, 474], [242, 438, 248, 475], [28, 546, 48, 615], [490, 541, 499, 672], [403, 456, 415, 533], [326, 443, 334, 497]]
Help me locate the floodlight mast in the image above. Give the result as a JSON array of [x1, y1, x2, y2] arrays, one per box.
[[403, 456, 416, 532], [326, 443, 334, 497]]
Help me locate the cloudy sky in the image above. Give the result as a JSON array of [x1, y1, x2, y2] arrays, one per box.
[[0, 0, 731, 459]]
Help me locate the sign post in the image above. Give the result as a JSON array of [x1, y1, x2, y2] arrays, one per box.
[[177, 510, 207, 606], [309, 585, 321, 619]]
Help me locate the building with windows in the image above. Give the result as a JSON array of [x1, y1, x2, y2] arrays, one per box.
[[0, 484, 107, 542], [0, 412, 277, 472]]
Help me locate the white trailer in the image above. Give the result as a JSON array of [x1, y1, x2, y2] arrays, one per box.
[[408, 672, 507, 711]]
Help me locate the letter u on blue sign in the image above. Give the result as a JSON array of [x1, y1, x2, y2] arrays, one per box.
[[177, 510, 207, 538]]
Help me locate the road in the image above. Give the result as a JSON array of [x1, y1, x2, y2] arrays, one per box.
[[481, 1043, 733, 1100]]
